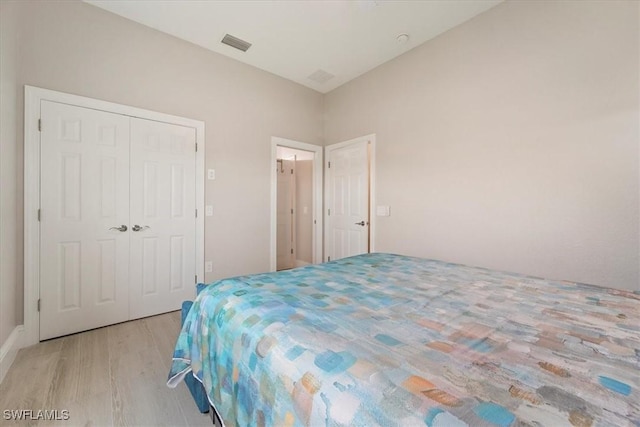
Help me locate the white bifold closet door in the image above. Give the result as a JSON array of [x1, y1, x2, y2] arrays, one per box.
[[39, 101, 196, 340]]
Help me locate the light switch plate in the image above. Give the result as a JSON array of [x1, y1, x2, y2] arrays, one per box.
[[207, 169, 216, 180], [205, 261, 213, 272], [205, 205, 213, 216], [376, 205, 390, 216]]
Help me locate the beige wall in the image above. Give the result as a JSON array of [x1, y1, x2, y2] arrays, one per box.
[[0, 0, 20, 345], [1, 0, 323, 330], [325, 0, 639, 290]]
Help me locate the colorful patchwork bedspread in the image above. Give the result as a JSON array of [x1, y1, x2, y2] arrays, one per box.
[[167, 253, 639, 426]]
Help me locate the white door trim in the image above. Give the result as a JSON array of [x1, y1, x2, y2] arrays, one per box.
[[324, 134, 376, 261], [24, 85, 205, 346], [270, 137, 323, 271]]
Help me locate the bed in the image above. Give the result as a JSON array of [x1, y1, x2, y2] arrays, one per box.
[[167, 253, 639, 426]]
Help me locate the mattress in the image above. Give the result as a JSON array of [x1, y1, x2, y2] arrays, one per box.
[[167, 253, 639, 426]]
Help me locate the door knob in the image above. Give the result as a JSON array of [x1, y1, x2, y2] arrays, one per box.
[[355, 221, 366, 226], [132, 225, 150, 232], [109, 225, 128, 232]]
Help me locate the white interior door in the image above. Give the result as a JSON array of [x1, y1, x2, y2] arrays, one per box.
[[276, 159, 295, 270], [40, 101, 130, 340], [325, 139, 370, 261], [129, 118, 197, 319]]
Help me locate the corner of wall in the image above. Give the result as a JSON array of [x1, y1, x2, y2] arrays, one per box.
[[0, 0, 21, 346]]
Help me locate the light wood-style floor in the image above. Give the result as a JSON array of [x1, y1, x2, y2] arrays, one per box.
[[0, 312, 212, 426]]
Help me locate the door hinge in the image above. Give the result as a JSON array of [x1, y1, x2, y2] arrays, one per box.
[[291, 208, 293, 215], [290, 169, 293, 175], [37, 299, 41, 312], [328, 161, 331, 169], [328, 209, 331, 216], [195, 209, 198, 218], [290, 248, 293, 254], [195, 143, 198, 152], [328, 256, 331, 262], [195, 275, 197, 284], [38, 119, 42, 132], [37, 209, 41, 221]]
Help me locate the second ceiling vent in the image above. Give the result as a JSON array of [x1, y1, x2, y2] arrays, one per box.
[[221, 34, 252, 52], [308, 69, 335, 84]]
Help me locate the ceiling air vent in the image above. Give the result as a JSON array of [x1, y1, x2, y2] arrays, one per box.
[[221, 34, 252, 52], [308, 69, 335, 84]]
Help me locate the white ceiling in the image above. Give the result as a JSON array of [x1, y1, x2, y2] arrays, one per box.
[[85, 0, 503, 94]]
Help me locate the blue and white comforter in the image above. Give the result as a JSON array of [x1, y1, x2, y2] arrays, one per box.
[[168, 253, 639, 426]]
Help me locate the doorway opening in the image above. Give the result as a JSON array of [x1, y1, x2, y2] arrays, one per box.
[[270, 137, 323, 271]]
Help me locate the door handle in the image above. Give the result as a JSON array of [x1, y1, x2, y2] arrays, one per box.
[[132, 225, 150, 232], [109, 225, 128, 232], [355, 221, 366, 226]]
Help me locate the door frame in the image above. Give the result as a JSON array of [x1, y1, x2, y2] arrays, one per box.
[[324, 134, 376, 261], [24, 85, 205, 346], [270, 137, 323, 271]]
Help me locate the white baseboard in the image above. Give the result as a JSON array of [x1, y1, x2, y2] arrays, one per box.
[[0, 325, 24, 384]]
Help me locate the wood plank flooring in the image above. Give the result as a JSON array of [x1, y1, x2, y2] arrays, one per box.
[[0, 312, 212, 426]]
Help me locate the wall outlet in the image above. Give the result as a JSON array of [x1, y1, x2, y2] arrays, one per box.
[[205, 261, 213, 272], [207, 169, 216, 180], [206, 205, 213, 216]]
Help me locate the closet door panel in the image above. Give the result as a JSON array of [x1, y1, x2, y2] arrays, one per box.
[[39, 101, 130, 340], [129, 118, 197, 319]]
